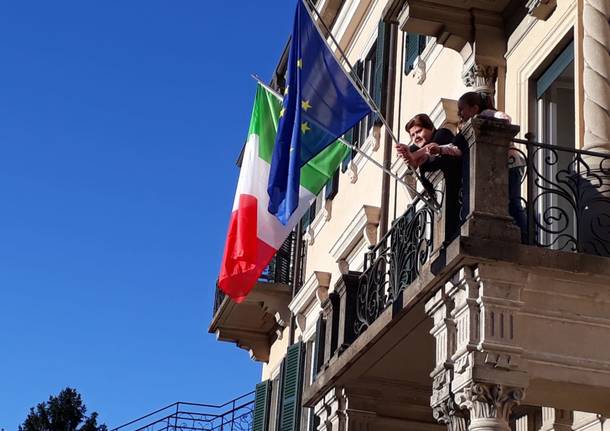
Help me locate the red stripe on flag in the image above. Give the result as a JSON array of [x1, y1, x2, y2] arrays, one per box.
[[218, 194, 277, 303]]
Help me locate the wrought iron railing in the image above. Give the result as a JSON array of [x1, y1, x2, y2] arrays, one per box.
[[354, 198, 435, 336], [213, 232, 295, 315], [110, 392, 254, 431], [512, 136, 610, 256]]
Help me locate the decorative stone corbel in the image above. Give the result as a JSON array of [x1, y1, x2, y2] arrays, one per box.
[[414, 57, 427, 85], [363, 206, 381, 246], [348, 160, 358, 184], [323, 198, 333, 222], [305, 225, 315, 246], [371, 123, 382, 152], [295, 312, 307, 334], [274, 311, 288, 340], [314, 271, 332, 306], [338, 259, 349, 275], [526, 0, 557, 20]]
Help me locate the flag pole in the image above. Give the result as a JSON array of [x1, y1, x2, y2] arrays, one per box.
[[251, 74, 440, 212], [300, 0, 441, 211]]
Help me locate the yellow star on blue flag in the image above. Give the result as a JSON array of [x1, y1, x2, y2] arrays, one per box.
[[267, 0, 372, 224]]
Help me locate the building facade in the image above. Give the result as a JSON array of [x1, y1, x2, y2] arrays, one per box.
[[210, 0, 610, 430]]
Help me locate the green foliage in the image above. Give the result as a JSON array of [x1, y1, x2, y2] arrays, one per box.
[[19, 387, 107, 431]]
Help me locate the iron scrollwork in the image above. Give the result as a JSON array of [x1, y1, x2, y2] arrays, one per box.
[[355, 201, 434, 336], [512, 138, 610, 256]]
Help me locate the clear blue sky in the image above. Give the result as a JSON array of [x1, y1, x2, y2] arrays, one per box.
[[0, 2, 294, 429]]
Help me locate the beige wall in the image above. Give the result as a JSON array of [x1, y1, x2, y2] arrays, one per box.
[[505, 0, 579, 144]]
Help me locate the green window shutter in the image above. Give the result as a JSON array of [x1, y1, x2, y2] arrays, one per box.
[[324, 169, 339, 201], [278, 342, 306, 431], [312, 315, 326, 378], [404, 32, 420, 73], [373, 20, 388, 118], [342, 60, 363, 172], [253, 380, 272, 431]]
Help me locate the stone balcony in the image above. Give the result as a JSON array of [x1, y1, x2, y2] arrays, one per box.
[[208, 236, 295, 362], [305, 118, 610, 431]]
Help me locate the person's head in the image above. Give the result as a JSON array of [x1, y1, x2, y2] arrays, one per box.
[[458, 92, 485, 122], [405, 113, 435, 147]]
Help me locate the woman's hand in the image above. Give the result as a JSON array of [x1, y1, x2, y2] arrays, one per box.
[[395, 143, 414, 162], [426, 143, 441, 155]]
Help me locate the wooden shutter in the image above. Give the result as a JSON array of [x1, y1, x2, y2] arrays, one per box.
[[324, 170, 340, 200], [313, 315, 326, 378], [342, 60, 363, 172], [404, 32, 420, 73], [373, 20, 388, 118], [278, 342, 306, 431], [253, 380, 272, 431]]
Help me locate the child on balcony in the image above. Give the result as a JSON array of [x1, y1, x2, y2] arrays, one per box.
[[456, 91, 528, 242]]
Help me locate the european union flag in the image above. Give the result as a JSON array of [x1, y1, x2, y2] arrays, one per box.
[[267, 0, 372, 224]]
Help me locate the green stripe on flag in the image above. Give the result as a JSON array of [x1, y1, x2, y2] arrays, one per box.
[[249, 85, 282, 164], [248, 84, 350, 196]]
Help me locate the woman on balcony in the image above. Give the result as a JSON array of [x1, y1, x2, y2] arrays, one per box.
[[395, 113, 466, 241]]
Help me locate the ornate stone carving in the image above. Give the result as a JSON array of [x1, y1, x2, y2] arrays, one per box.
[[371, 124, 381, 152], [338, 258, 349, 275], [324, 198, 333, 222], [583, 0, 610, 153], [305, 225, 315, 246], [348, 160, 358, 183], [363, 222, 378, 246], [462, 63, 498, 95], [458, 383, 525, 428], [414, 58, 427, 85], [526, 0, 557, 20], [433, 397, 469, 431]]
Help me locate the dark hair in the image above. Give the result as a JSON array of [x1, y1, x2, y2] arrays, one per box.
[[458, 91, 495, 111], [405, 113, 435, 133]]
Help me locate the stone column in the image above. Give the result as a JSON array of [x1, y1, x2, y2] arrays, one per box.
[[427, 264, 529, 431], [540, 408, 574, 431], [582, 0, 610, 153], [459, 384, 525, 431]]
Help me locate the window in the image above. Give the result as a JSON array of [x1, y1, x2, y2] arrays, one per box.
[[533, 40, 575, 249], [358, 43, 378, 145], [404, 33, 427, 74]]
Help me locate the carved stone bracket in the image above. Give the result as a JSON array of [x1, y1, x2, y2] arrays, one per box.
[[348, 160, 358, 184], [526, 0, 557, 20]]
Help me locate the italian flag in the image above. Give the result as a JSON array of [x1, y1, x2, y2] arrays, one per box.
[[218, 84, 350, 302]]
